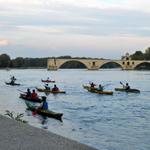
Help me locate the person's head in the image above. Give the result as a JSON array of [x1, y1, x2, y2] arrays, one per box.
[[42, 96, 46, 101], [54, 84, 56, 87], [32, 89, 35, 93], [27, 88, 30, 92], [126, 83, 128, 86]]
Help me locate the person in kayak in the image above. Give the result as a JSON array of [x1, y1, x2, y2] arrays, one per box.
[[41, 96, 48, 110], [10, 76, 16, 84], [31, 89, 39, 99], [90, 82, 96, 89], [125, 83, 130, 90], [52, 84, 59, 92], [44, 84, 50, 90], [37, 96, 48, 123], [123, 83, 130, 90], [98, 84, 104, 91], [26, 88, 31, 97]]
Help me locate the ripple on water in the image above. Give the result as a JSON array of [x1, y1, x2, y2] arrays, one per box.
[[0, 69, 150, 150]]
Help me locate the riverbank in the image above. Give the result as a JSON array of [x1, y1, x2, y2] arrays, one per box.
[[0, 115, 97, 150]]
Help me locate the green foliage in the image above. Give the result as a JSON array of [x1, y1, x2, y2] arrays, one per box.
[[0, 53, 11, 68], [5, 110, 28, 123], [131, 51, 144, 60], [131, 47, 150, 60]]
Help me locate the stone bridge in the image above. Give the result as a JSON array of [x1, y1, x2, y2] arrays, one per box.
[[47, 54, 150, 70]]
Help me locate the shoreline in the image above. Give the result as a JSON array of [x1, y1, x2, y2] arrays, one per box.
[[0, 115, 97, 150]]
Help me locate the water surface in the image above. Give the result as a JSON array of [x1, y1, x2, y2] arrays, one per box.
[[0, 69, 150, 150]]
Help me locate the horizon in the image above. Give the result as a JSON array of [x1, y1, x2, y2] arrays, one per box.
[[0, 0, 150, 59]]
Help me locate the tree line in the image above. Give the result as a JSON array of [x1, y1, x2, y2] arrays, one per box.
[[0, 54, 101, 68], [130, 47, 150, 60], [0, 47, 150, 68], [0, 54, 48, 68]]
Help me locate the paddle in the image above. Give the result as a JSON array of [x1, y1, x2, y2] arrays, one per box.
[[100, 83, 111, 90], [120, 81, 125, 87], [120, 82, 128, 89], [17, 89, 26, 93]]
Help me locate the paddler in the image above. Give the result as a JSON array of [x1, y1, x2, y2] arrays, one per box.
[[52, 84, 59, 92], [41, 96, 48, 110], [31, 89, 39, 100], [26, 88, 31, 97], [124, 83, 130, 90], [44, 84, 50, 90], [10, 76, 16, 84], [98, 84, 104, 91], [90, 82, 96, 89]]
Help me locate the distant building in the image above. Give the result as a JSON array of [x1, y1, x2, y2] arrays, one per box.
[[121, 53, 131, 61]]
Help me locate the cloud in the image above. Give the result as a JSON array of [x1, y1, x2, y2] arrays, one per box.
[[0, 39, 9, 46], [0, 0, 150, 58]]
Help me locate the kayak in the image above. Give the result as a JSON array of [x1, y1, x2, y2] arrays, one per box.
[[36, 88, 66, 94], [25, 101, 63, 122], [5, 82, 20, 86], [83, 85, 113, 95], [19, 93, 43, 103], [115, 88, 140, 93], [41, 79, 55, 83]]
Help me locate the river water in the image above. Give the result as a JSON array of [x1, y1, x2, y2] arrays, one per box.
[[0, 69, 150, 150]]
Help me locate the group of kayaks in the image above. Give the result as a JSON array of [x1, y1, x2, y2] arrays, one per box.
[[83, 85, 140, 95], [5, 79, 55, 86], [6, 77, 140, 122], [6, 78, 64, 122]]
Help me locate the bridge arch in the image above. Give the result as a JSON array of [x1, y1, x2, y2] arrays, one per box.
[[134, 62, 150, 70], [57, 59, 89, 69], [99, 61, 124, 69], [59, 60, 87, 69]]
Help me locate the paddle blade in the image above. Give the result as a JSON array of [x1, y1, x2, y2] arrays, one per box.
[[120, 81, 123, 85]]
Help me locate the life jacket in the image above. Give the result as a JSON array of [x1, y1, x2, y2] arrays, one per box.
[[31, 92, 38, 99]]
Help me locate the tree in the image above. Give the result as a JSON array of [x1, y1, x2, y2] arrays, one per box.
[[131, 51, 144, 60], [0, 53, 11, 68], [12, 57, 24, 68]]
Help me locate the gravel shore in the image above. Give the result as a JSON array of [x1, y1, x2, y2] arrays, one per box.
[[0, 115, 97, 150]]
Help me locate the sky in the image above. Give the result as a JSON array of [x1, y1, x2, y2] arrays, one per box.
[[0, 0, 150, 59]]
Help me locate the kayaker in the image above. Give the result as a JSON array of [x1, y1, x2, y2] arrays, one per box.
[[41, 96, 48, 110], [10, 76, 16, 84], [98, 84, 104, 91], [90, 82, 96, 88], [44, 84, 50, 90], [26, 88, 31, 97], [31, 89, 39, 100], [52, 84, 59, 92], [125, 83, 130, 90]]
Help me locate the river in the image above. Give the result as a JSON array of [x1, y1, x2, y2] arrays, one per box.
[[0, 69, 150, 150]]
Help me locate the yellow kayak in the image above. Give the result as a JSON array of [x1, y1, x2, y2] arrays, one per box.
[[36, 88, 66, 94], [83, 85, 113, 95]]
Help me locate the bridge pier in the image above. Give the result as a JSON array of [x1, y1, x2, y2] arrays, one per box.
[[47, 58, 58, 70]]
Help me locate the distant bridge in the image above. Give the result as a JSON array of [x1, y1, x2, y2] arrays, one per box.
[[47, 54, 150, 70]]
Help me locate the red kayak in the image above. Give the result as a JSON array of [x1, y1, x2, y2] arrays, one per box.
[[19, 93, 43, 103], [41, 79, 55, 83]]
